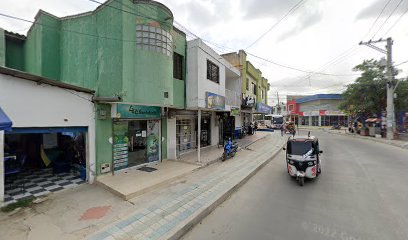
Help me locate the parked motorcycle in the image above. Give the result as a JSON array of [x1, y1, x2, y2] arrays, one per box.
[[222, 138, 238, 161], [331, 124, 341, 130]]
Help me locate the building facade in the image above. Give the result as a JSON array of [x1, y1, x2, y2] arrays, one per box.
[[0, 67, 95, 204], [287, 94, 347, 127], [0, 0, 187, 175], [222, 50, 271, 126], [168, 39, 241, 158]]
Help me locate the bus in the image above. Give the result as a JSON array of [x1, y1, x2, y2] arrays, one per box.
[[264, 114, 284, 129]]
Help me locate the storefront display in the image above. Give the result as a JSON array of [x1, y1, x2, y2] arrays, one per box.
[[112, 104, 161, 172]]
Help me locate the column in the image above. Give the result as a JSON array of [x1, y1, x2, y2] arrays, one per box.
[[318, 115, 322, 127], [197, 110, 201, 163]]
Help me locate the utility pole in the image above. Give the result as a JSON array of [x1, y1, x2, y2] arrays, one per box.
[[359, 38, 396, 140]]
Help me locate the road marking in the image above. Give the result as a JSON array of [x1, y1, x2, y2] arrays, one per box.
[[302, 221, 362, 240]]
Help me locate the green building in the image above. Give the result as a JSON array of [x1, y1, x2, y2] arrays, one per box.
[[222, 50, 271, 125], [0, 0, 187, 175]]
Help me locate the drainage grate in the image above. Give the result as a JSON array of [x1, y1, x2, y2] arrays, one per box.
[[137, 166, 158, 172]]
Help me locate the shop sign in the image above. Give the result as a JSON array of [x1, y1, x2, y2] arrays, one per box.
[[113, 121, 129, 171], [256, 102, 272, 114], [303, 111, 320, 116], [116, 104, 161, 119], [230, 107, 240, 116], [322, 110, 345, 116], [206, 92, 225, 110]]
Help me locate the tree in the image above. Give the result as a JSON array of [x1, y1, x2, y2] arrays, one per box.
[[340, 59, 408, 119], [339, 59, 387, 118]]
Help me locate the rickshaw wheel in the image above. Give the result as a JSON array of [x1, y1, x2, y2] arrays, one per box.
[[298, 177, 304, 186]]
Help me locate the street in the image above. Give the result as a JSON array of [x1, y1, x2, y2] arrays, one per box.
[[182, 130, 408, 240]]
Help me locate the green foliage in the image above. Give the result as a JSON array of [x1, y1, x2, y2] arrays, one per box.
[[1, 197, 34, 213], [339, 59, 408, 117]]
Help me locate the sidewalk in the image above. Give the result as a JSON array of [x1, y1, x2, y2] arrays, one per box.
[[300, 126, 408, 150], [0, 132, 285, 240], [177, 131, 269, 166]]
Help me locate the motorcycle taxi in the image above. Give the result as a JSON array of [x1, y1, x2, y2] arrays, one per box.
[[282, 132, 323, 186]]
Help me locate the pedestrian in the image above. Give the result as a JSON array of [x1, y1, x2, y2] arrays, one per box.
[[254, 122, 258, 134], [280, 124, 285, 136]]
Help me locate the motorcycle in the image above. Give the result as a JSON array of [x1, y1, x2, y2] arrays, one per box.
[[331, 124, 341, 130], [222, 138, 238, 161]]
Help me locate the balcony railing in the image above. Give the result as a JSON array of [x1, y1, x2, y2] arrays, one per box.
[[225, 89, 240, 107]]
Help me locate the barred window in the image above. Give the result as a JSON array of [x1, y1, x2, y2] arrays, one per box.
[[246, 78, 249, 90], [173, 52, 183, 80], [136, 25, 172, 57], [207, 60, 219, 83]]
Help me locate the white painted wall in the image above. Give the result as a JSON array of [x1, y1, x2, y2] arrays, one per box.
[[0, 73, 96, 184], [167, 117, 177, 160], [187, 39, 240, 110]]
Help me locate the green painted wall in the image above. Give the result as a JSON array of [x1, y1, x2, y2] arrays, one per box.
[[24, 21, 42, 75], [5, 39, 24, 70], [172, 28, 186, 108], [5, 0, 186, 175], [40, 14, 61, 80], [95, 104, 113, 175], [60, 14, 98, 89]]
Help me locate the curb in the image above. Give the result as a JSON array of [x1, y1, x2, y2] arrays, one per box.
[[320, 129, 408, 150], [164, 138, 286, 240]]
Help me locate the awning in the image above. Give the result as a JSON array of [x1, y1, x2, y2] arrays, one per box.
[[0, 107, 12, 131]]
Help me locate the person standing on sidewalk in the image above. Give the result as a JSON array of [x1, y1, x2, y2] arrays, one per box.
[[280, 124, 285, 136], [254, 122, 258, 134]]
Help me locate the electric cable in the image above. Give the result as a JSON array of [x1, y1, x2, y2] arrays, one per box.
[[371, 0, 405, 39], [245, 0, 306, 49]]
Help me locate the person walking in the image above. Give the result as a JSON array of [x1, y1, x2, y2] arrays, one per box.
[[280, 124, 285, 136], [254, 122, 258, 134]]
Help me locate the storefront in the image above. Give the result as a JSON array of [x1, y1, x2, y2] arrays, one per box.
[[174, 110, 213, 157], [111, 104, 161, 172], [0, 68, 95, 204]]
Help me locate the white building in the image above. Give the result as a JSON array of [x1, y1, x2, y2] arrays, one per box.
[[0, 67, 95, 204], [166, 39, 241, 160]]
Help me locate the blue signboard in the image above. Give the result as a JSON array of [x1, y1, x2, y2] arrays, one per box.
[[206, 92, 225, 110], [256, 102, 272, 114], [116, 104, 161, 119]]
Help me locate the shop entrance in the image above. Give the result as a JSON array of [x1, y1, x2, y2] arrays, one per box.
[[113, 119, 160, 172], [198, 115, 211, 147], [4, 128, 87, 203]]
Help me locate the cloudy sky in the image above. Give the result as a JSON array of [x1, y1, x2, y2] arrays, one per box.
[[1, 0, 408, 104]]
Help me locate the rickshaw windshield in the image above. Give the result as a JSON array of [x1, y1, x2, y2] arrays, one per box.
[[287, 141, 315, 155]]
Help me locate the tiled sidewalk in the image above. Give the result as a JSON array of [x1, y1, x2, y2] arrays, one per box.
[[87, 133, 285, 240]]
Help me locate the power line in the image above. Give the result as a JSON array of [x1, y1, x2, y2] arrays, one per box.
[[382, 4, 408, 37], [362, 0, 393, 40], [0, 12, 137, 43], [395, 60, 408, 66], [371, 0, 405, 39], [245, 0, 306, 49], [0, 2, 361, 78]]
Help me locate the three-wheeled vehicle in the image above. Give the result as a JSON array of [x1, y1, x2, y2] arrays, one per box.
[[283, 133, 323, 186], [285, 121, 296, 135]]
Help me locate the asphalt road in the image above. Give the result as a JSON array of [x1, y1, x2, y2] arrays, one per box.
[[182, 130, 408, 240]]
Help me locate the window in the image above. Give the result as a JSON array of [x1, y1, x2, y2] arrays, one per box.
[[246, 78, 249, 90], [207, 60, 219, 83], [252, 83, 256, 95], [173, 53, 183, 80], [261, 90, 264, 99], [289, 104, 294, 111], [136, 25, 173, 57]]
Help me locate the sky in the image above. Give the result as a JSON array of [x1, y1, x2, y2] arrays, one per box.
[[1, 0, 408, 105]]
